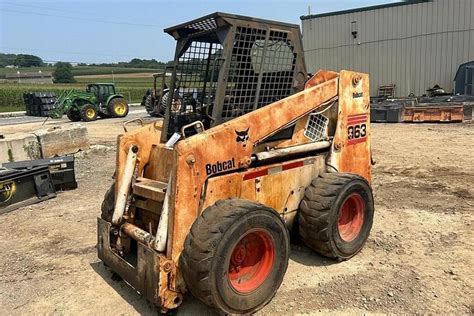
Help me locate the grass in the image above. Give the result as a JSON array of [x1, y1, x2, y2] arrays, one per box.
[[0, 68, 160, 112], [0, 105, 22, 113]]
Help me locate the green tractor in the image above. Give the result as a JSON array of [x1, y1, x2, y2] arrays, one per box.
[[50, 83, 129, 122]]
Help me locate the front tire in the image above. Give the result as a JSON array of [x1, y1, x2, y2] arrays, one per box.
[[299, 173, 374, 260], [66, 108, 81, 122], [180, 199, 290, 314], [80, 104, 98, 122]]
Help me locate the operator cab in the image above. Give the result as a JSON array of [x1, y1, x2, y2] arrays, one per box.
[[86, 83, 116, 104], [159, 12, 307, 142]]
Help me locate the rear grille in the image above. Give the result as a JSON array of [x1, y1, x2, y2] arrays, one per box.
[[222, 27, 297, 120], [304, 114, 329, 141]]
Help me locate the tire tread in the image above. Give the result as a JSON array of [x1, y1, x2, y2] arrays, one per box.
[[180, 198, 285, 313], [299, 172, 365, 259]]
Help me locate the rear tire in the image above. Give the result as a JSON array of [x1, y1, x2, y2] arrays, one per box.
[[108, 97, 129, 118], [80, 104, 98, 122], [299, 173, 374, 260], [180, 198, 290, 314]]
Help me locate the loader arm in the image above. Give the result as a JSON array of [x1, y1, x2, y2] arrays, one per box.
[[49, 90, 74, 119]]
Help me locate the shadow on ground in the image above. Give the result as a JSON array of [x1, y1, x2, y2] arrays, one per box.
[[90, 261, 216, 315], [89, 239, 333, 315], [289, 237, 337, 267]]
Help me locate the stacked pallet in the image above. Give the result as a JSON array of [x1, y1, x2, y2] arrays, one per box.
[[23, 92, 57, 117]]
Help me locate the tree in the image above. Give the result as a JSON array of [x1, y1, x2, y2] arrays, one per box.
[[13, 54, 44, 67], [52, 62, 76, 83], [0, 53, 18, 67]]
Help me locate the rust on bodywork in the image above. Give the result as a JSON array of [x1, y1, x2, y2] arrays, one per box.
[[101, 70, 371, 311], [168, 76, 339, 261], [98, 12, 374, 313], [115, 120, 163, 197], [403, 106, 464, 122], [329, 71, 371, 183]]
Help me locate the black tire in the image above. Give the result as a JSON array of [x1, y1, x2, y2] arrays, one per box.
[[160, 89, 182, 113], [101, 183, 115, 222], [108, 97, 129, 118], [66, 108, 81, 122], [180, 198, 290, 314], [299, 173, 374, 260], [141, 89, 152, 107], [144, 94, 158, 116], [80, 104, 98, 122]]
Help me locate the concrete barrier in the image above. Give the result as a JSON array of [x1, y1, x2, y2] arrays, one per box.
[[34, 124, 90, 158], [0, 124, 90, 163], [0, 133, 41, 163]]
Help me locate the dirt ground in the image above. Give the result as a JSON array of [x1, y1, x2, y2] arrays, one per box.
[[0, 118, 473, 315]]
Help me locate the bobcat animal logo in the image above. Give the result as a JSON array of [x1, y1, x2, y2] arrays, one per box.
[[235, 128, 250, 147]]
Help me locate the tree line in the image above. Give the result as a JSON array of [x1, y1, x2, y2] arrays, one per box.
[[1, 53, 172, 69]]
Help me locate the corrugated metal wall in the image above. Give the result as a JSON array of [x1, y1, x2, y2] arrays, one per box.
[[301, 0, 474, 97]]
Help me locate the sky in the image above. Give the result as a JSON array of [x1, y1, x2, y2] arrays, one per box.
[[0, 0, 399, 64]]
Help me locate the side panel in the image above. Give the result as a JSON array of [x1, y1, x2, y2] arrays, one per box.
[[201, 156, 327, 226], [240, 157, 325, 214], [329, 70, 371, 183]]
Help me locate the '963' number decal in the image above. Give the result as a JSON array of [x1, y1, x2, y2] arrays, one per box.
[[347, 114, 368, 145]]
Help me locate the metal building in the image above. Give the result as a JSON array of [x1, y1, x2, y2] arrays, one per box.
[[301, 0, 474, 97]]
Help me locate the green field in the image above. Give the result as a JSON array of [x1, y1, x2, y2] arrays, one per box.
[[0, 66, 160, 112]]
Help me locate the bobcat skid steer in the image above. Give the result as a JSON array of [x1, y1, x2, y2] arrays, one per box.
[[97, 12, 374, 314]]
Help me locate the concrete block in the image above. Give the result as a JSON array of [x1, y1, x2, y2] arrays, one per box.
[[0, 133, 41, 163], [34, 124, 90, 158]]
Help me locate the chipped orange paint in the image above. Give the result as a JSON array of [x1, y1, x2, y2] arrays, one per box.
[[403, 106, 464, 122], [329, 71, 371, 183], [107, 70, 371, 311], [115, 120, 163, 197]]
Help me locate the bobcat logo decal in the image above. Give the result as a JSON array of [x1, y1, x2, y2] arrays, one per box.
[[235, 128, 249, 147]]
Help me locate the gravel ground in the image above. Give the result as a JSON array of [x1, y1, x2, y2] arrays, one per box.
[[0, 119, 472, 315]]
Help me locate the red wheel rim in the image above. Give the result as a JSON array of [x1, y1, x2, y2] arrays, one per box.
[[338, 193, 365, 242], [228, 229, 275, 293]]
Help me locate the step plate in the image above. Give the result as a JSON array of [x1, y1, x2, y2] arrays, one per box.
[[133, 179, 167, 202]]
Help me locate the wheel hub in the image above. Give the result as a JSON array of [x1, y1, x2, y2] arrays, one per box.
[[228, 229, 275, 293], [115, 102, 126, 115], [338, 193, 365, 242], [86, 108, 95, 119]]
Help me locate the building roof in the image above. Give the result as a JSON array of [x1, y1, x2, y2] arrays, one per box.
[[5, 71, 52, 79], [301, 0, 432, 20], [454, 60, 474, 81]]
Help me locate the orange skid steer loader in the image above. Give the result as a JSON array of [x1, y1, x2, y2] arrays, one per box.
[[97, 12, 374, 314]]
